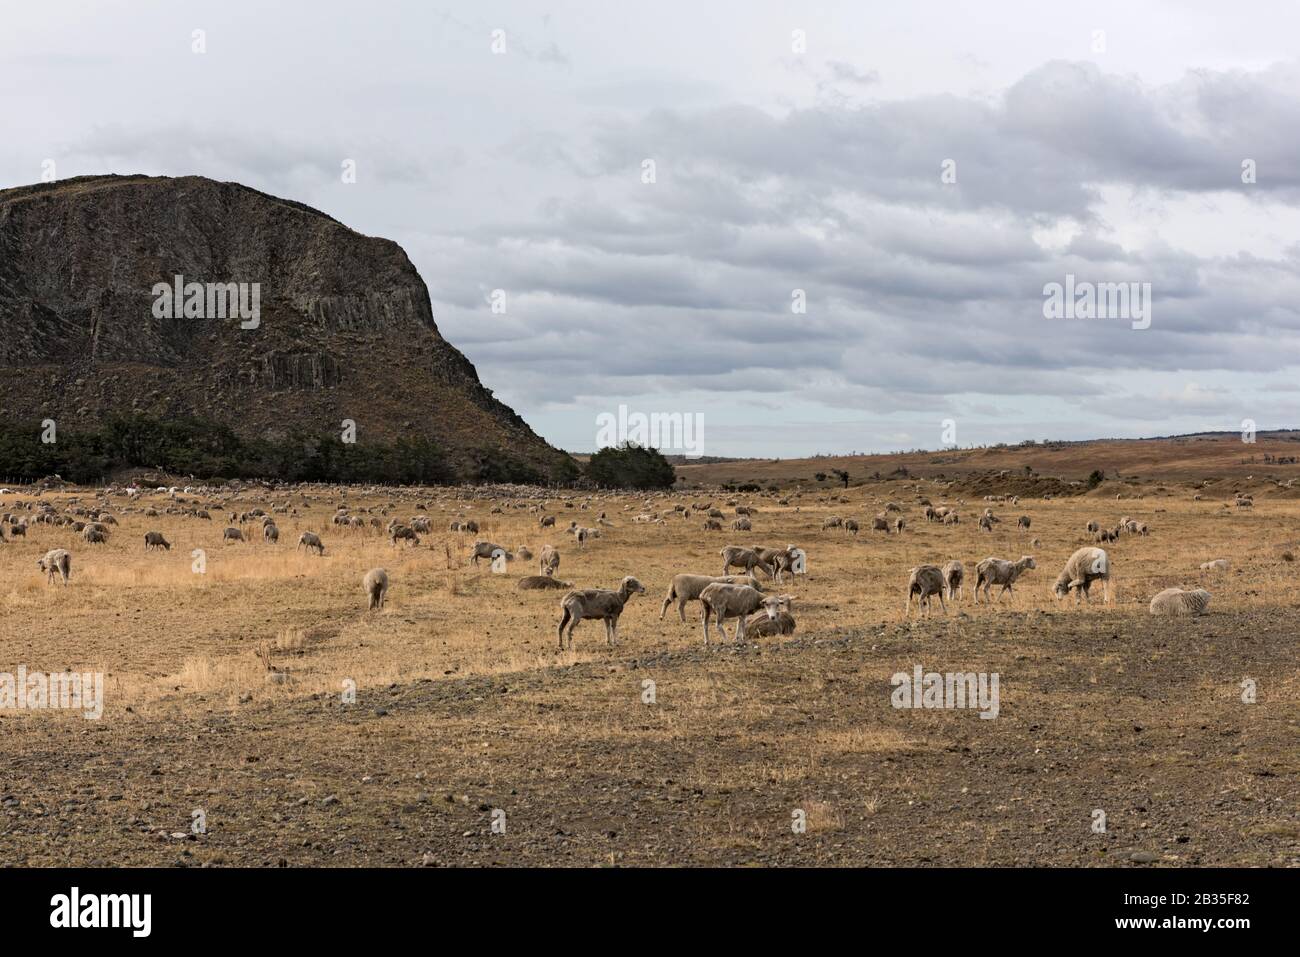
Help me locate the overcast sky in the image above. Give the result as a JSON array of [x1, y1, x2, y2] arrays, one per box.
[[5, 1, 1300, 457]]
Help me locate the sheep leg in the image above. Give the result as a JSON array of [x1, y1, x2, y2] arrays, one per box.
[[938, 592, 948, 615], [715, 613, 729, 644], [678, 599, 689, 624], [702, 605, 712, 646], [659, 593, 673, 620], [557, 607, 572, 649]]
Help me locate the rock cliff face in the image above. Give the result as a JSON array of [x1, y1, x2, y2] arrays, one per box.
[[0, 174, 567, 478]]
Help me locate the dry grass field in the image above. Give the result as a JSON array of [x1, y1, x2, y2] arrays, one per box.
[[0, 475, 1296, 867]]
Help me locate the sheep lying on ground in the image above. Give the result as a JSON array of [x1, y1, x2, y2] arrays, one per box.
[[1149, 587, 1211, 617], [941, 560, 964, 601], [557, 576, 646, 649], [143, 531, 171, 551], [1053, 546, 1111, 604], [905, 565, 947, 617], [974, 555, 1036, 603], [1199, 559, 1229, 572], [660, 573, 763, 623], [741, 595, 796, 637], [517, 575, 573, 590], [720, 546, 775, 578], [363, 568, 389, 610], [38, 549, 71, 585], [698, 583, 792, 645]]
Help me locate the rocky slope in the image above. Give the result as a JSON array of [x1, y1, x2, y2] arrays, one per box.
[[0, 174, 569, 479]]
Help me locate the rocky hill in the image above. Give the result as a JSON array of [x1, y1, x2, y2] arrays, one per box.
[[0, 174, 570, 480]]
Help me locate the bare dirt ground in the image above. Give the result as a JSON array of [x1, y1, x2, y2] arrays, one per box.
[[0, 478, 1295, 866]]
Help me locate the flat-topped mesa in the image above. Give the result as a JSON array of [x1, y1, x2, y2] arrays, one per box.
[[0, 174, 568, 480]]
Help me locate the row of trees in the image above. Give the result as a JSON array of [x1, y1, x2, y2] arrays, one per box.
[[0, 417, 676, 489]]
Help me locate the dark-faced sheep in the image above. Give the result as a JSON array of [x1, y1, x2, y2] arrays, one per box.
[[556, 576, 646, 649], [390, 525, 420, 547], [143, 531, 171, 551]]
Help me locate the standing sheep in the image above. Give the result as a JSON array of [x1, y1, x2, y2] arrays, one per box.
[[556, 577, 646, 649], [905, 565, 947, 617], [1053, 547, 1112, 605], [38, 549, 71, 585], [363, 568, 389, 610], [941, 560, 965, 601], [973, 555, 1036, 603], [698, 583, 792, 645], [143, 531, 171, 551], [539, 544, 560, 577], [660, 573, 763, 623], [298, 531, 326, 555]]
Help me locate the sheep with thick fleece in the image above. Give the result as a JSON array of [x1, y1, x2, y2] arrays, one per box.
[[363, 568, 389, 610], [905, 565, 947, 617], [1053, 547, 1112, 604], [1149, 587, 1210, 617]]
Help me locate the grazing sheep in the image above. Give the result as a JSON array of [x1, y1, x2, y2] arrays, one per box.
[[539, 515, 556, 528], [469, 541, 509, 566], [942, 512, 960, 525], [821, 517, 843, 530], [83, 527, 107, 544], [978, 514, 994, 533], [1149, 587, 1211, 617], [7, 523, 24, 538], [264, 523, 279, 544], [660, 573, 763, 623], [843, 519, 859, 535], [698, 583, 791, 645], [1094, 528, 1118, 544], [539, 544, 560, 577], [223, 527, 244, 544], [1086, 521, 1100, 533], [298, 531, 326, 555], [1017, 515, 1031, 531], [517, 575, 573, 590], [905, 565, 947, 617], [37, 549, 71, 585], [871, 516, 889, 532], [1200, 559, 1229, 572], [740, 595, 796, 637], [556, 577, 646, 649], [973, 555, 1037, 603], [143, 531, 171, 551], [363, 567, 389, 610], [703, 519, 723, 531], [923, 506, 939, 522], [941, 560, 965, 601], [515, 546, 533, 562], [720, 545, 775, 578], [389, 525, 420, 547], [893, 517, 905, 534], [1053, 547, 1111, 604], [732, 518, 752, 531]]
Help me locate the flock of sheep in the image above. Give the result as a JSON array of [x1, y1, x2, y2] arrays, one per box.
[[1, 479, 1230, 653]]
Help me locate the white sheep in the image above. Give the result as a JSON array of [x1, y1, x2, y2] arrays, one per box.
[[905, 565, 947, 617], [1149, 587, 1210, 617], [660, 573, 763, 623], [1053, 547, 1111, 604], [698, 583, 792, 645], [973, 555, 1036, 603], [37, 549, 71, 585], [363, 568, 389, 610]]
